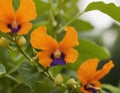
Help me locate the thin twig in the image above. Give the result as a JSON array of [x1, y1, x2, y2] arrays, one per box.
[[57, 12, 84, 34], [5, 74, 20, 84]]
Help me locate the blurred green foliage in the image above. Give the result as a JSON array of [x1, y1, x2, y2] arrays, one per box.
[[0, 0, 120, 93]]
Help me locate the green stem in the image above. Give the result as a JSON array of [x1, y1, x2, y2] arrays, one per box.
[[8, 46, 17, 51], [14, 37, 31, 61], [16, 45, 31, 61], [5, 74, 20, 83], [57, 12, 84, 34], [44, 70, 55, 81], [60, 83, 67, 88], [49, 0, 57, 38], [8, 65, 20, 74]]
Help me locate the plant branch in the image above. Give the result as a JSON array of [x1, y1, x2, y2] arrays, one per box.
[[57, 12, 84, 34], [8, 65, 20, 74], [14, 36, 32, 61], [5, 74, 21, 84]]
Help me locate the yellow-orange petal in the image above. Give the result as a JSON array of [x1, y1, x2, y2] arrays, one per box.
[[37, 51, 53, 67], [63, 48, 78, 64], [59, 26, 79, 50], [95, 60, 114, 80], [77, 58, 99, 84], [17, 22, 32, 35], [30, 26, 58, 50], [0, 21, 10, 33], [16, 0, 37, 23], [0, 0, 15, 23]]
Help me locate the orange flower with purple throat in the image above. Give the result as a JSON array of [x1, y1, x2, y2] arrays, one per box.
[[30, 26, 79, 66], [77, 58, 114, 93], [0, 0, 37, 35]]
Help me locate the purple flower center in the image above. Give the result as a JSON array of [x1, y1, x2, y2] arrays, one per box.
[[84, 83, 98, 93], [50, 51, 66, 66], [8, 23, 21, 33]]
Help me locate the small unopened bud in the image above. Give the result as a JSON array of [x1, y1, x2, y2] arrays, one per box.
[[66, 78, 77, 87], [17, 36, 26, 47], [54, 74, 63, 85], [0, 37, 8, 48]]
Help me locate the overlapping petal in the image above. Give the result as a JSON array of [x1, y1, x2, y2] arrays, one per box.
[[80, 86, 90, 93], [95, 60, 114, 80], [17, 22, 32, 35], [16, 0, 37, 23], [0, 0, 15, 23], [30, 26, 58, 50], [37, 51, 53, 66], [63, 48, 78, 64], [0, 21, 10, 33], [59, 26, 79, 50], [78, 59, 99, 84]]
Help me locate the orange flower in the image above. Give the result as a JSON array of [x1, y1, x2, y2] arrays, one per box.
[[0, 0, 36, 35], [77, 58, 114, 93], [30, 26, 79, 66]]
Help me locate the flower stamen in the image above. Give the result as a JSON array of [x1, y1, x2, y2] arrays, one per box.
[[86, 83, 100, 90], [12, 20, 18, 29], [53, 49, 61, 58], [8, 20, 21, 33], [84, 83, 100, 93]]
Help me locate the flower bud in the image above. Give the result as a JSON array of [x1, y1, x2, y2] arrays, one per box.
[[66, 78, 77, 87], [17, 36, 26, 47], [0, 37, 8, 48], [54, 74, 63, 85]]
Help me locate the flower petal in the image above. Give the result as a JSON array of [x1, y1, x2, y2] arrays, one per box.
[[30, 26, 58, 50], [77, 58, 99, 84], [17, 22, 32, 35], [63, 48, 78, 64], [0, 0, 15, 23], [16, 0, 37, 23], [80, 86, 90, 93], [59, 26, 79, 50], [95, 60, 114, 80], [37, 51, 53, 67], [0, 21, 10, 33]]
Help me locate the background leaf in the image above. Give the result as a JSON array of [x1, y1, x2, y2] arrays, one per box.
[[18, 62, 40, 89], [33, 0, 50, 23], [85, 2, 120, 22], [70, 19, 94, 31], [102, 84, 120, 93], [0, 64, 6, 77], [67, 39, 110, 70]]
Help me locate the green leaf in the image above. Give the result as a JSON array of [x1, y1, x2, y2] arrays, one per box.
[[70, 19, 94, 31], [102, 84, 120, 93], [33, 80, 53, 93], [0, 63, 6, 77], [34, 0, 50, 16], [63, 0, 79, 17], [85, 2, 120, 22], [67, 39, 110, 70], [18, 62, 40, 89], [13, 0, 20, 10]]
